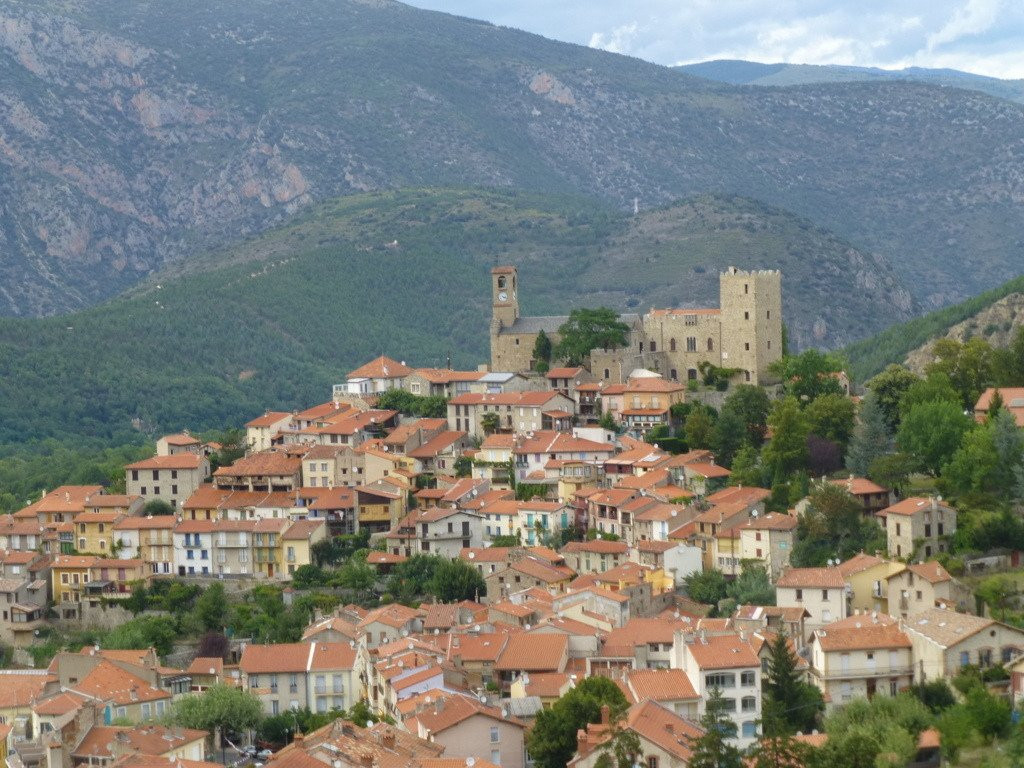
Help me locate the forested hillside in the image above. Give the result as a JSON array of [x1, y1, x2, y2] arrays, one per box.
[[0, 188, 912, 444], [845, 274, 1024, 382], [2, 0, 1024, 317]]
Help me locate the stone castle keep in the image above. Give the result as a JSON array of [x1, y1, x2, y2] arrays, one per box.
[[489, 265, 783, 385]]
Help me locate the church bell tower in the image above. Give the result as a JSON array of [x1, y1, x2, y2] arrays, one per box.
[[491, 266, 519, 331]]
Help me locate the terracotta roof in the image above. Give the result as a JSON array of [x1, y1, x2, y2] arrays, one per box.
[[245, 411, 291, 428], [446, 633, 508, 663], [625, 668, 698, 702], [72, 725, 206, 759], [495, 633, 567, 672], [905, 561, 953, 584], [348, 356, 413, 379], [519, 671, 570, 697], [815, 621, 911, 652], [31, 486, 104, 514], [114, 515, 175, 531], [240, 642, 355, 674], [622, 700, 703, 762], [214, 452, 301, 477], [0, 673, 57, 709], [186, 657, 224, 676], [706, 486, 771, 505], [776, 567, 845, 589], [510, 557, 572, 583], [32, 690, 88, 716], [282, 519, 326, 541], [837, 552, 887, 577], [829, 476, 888, 495], [880, 497, 952, 517], [360, 603, 423, 629], [684, 633, 760, 669], [72, 661, 170, 705], [125, 454, 204, 471]]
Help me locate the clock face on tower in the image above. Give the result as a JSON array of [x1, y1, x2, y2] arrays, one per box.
[[498, 291, 508, 302]]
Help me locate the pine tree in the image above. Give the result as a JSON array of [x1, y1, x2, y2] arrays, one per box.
[[533, 330, 552, 373], [686, 687, 742, 768], [762, 632, 823, 734], [845, 391, 891, 476]]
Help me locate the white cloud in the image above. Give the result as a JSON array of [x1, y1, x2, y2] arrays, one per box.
[[409, 0, 1024, 79], [927, 0, 1002, 50], [588, 22, 640, 54]]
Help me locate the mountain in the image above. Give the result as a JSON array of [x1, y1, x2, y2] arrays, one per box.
[[0, 187, 913, 445], [2, 0, 1024, 318], [844, 274, 1024, 382], [679, 60, 1024, 104]]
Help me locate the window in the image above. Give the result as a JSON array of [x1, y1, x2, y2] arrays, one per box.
[[670, 369, 677, 380], [271, 700, 279, 715], [604, 369, 610, 379], [648, 758, 659, 768], [705, 673, 735, 689], [744, 311, 749, 320], [742, 696, 757, 712], [719, 697, 737, 712], [670, 338, 676, 352], [740, 671, 755, 687], [795, 589, 803, 601], [960, 651, 970, 667], [650, 341, 656, 353], [744, 342, 750, 351], [742, 721, 757, 738], [686, 337, 697, 352], [707, 338, 714, 351], [491, 750, 501, 766], [688, 368, 697, 380], [490, 726, 500, 743], [822, 589, 828, 600]]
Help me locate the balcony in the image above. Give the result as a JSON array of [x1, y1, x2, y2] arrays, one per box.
[[811, 665, 915, 681]]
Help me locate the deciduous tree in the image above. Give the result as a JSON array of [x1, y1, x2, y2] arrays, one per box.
[[554, 308, 630, 366]]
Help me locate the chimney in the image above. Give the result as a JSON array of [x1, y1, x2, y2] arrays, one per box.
[[293, 732, 304, 746], [600, 705, 610, 725], [931, 497, 938, 512], [664, 723, 674, 735]]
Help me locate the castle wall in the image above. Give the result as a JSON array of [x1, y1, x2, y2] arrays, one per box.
[[642, 311, 724, 382]]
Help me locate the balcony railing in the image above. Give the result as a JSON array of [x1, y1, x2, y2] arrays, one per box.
[[810, 665, 915, 680]]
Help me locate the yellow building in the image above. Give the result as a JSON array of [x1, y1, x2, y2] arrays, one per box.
[[279, 519, 328, 577], [71, 511, 124, 554], [356, 482, 407, 534], [51, 555, 96, 612], [712, 527, 743, 577], [838, 552, 905, 615], [252, 519, 287, 578]]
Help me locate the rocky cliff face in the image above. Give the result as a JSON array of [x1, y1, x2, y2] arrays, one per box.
[[904, 293, 1024, 374], [2, 0, 1024, 318]]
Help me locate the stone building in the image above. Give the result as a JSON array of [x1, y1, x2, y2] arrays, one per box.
[[488, 265, 783, 385]]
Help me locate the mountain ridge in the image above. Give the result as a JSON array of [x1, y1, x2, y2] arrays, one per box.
[[1, 0, 1024, 318]]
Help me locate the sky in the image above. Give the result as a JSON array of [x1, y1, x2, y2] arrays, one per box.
[[408, 0, 1024, 79]]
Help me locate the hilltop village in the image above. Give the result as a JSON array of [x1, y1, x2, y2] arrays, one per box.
[[2, 265, 1024, 768]]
